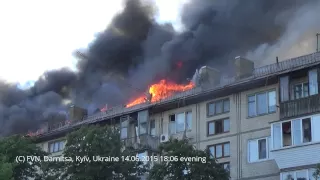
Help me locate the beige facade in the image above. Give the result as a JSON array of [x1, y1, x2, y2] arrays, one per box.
[[35, 52, 320, 180]]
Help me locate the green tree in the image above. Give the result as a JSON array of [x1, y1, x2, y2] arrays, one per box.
[[52, 125, 146, 180], [0, 135, 47, 180], [148, 138, 229, 180], [314, 164, 320, 180], [0, 155, 14, 180]]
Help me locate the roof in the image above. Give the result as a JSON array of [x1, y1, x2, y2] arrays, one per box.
[[35, 52, 320, 140]]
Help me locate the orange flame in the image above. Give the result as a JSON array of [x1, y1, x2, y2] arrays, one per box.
[[126, 79, 194, 107]]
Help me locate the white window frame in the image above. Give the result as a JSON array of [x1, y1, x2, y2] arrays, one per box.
[[207, 98, 230, 116], [149, 119, 156, 136], [49, 140, 66, 153], [280, 168, 316, 180], [271, 115, 318, 150], [120, 116, 129, 140], [292, 82, 309, 100], [138, 110, 148, 135], [169, 111, 192, 134], [248, 137, 271, 163], [207, 118, 230, 136], [247, 89, 276, 117]]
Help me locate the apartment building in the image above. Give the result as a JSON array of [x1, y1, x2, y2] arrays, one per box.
[[33, 52, 320, 180]]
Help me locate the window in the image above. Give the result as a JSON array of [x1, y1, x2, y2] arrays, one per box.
[[169, 111, 192, 134], [208, 142, 230, 159], [207, 99, 230, 116], [120, 116, 129, 139], [137, 151, 148, 165], [149, 119, 156, 136], [293, 82, 309, 99], [49, 140, 65, 153], [248, 137, 270, 163], [280, 168, 316, 180], [309, 69, 319, 96], [221, 162, 230, 173], [272, 115, 320, 149], [248, 90, 276, 117], [208, 118, 230, 136], [138, 110, 148, 135]]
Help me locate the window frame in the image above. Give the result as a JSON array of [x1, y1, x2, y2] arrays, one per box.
[[149, 119, 156, 136], [207, 118, 230, 136], [48, 139, 66, 153], [168, 111, 192, 135], [247, 89, 277, 118], [207, 98, 230, 117], [280, 168, 316, 180], [208, 142, 230, 159], [220, 162, 230, 174], [293, 81, 309, 100], [120, 116, 129, 140], [247, 137, 270, 163], [271, 115, 316, 150]]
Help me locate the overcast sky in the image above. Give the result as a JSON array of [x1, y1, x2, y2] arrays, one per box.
[[0, 0, 187, 85]]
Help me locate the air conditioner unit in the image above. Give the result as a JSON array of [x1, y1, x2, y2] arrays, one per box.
[[160, 134, 169, 143]]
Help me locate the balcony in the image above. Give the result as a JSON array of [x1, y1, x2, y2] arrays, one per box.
[[280, 94, 320, 119], [271, 142, 320, 169], [123, 134, 159, 152]]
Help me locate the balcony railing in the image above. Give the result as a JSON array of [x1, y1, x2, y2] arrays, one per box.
[[280, 94, 320, 119], [123, 134, 159, 151]]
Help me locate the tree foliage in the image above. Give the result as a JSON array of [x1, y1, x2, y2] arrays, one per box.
[[314, 164, 320, 180], [0, 135, 48, 180], [49, 125, 146, 180], [148, 138, 229, 180]]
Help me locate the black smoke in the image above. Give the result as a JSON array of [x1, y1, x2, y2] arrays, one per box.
[[1, 0, 319, 136]]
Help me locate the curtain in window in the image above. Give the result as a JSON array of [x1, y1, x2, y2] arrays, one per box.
[[215, 145, 222, 158], [309, 69, 318, 95], [224, 143, 230, 156], [280, 76, 289, 102], [138, 110, 148, 135], [312, 115, 320, 142], [248, 140, 258, 162], [121, 127, 128, 139], [293, 119, 302, 145], [169, 120, 176, 135], [258, 139, 267, 159], [176, 113, 185, 132], [257, 93, 267, 115], [209, 147, 215, 158], [186, 112, 192, 130], [296, 170, 308, 179], [138, 110, 148, 123], [273, 123, 282, 149], [223, 119, 230, 132], [268, 91, 276, 112], [248, 95, 256, 117], [208, 122, 215, 135], [150, 120, 156, 136]]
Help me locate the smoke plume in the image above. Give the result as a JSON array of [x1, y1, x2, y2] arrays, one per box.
[[1, 0, 319, 136]]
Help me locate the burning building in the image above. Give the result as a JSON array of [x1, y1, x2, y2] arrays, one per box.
[[33, 51, 320, 180], [1, 0, 320, 178]]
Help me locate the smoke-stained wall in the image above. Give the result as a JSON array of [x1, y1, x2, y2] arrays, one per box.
[[0, 0, 319, 136]]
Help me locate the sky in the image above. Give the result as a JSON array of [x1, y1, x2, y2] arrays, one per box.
[[0, 0, 188, 85]]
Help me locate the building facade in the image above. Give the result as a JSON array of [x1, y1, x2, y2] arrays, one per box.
[[34, 52, 320, 180]]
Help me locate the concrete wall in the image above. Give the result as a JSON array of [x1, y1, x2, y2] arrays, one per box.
[[36, 83, 282, 180], [151, 83, 281, 180]]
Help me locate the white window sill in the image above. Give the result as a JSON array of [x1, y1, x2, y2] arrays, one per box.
[[248, 158, 272, 164], [271, 141, 320, 152], [169, 129, 192, 136]]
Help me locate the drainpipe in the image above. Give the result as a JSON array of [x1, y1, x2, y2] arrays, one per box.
[[317, 33, 320, 52]]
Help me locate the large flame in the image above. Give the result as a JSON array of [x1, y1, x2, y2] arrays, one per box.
[[126, 79, 194, 107]]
